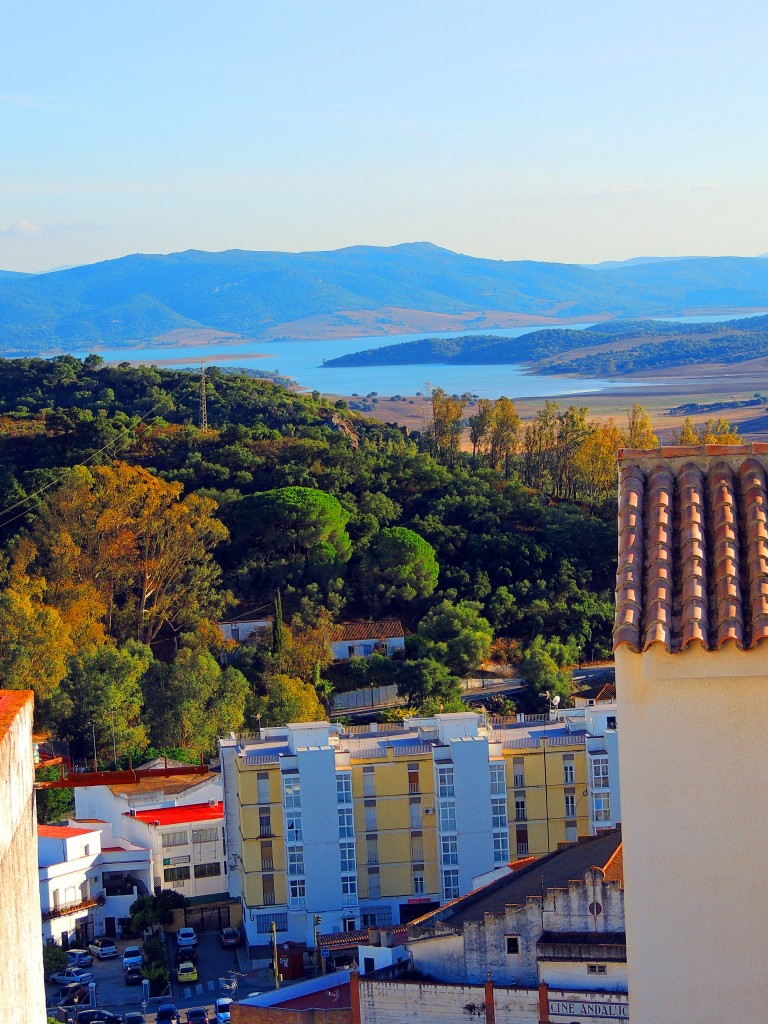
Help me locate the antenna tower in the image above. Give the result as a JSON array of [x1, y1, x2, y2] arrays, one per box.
[[200, 361, 208, 432]]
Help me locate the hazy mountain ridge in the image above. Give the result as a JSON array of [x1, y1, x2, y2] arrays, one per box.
[[2, 243, 768, 354]]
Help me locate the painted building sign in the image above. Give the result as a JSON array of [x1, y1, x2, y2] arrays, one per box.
[[549, 999, 629, 1019]]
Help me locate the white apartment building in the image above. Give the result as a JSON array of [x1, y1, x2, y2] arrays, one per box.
[[39, 821, 152, 945]]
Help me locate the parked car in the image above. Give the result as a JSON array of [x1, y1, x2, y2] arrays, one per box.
[[76, 1011, 125, 1024], [214, 998, 232, 1024], [66, 948, 94, 967], [176, 926, 197, 947], [124, 1014, 147, 1024], [57, 982, 89, 1006], [124, 965, 144, 985], [50, 964, 95, 985], [177, 960, 198, 984], [219, 926, 241, 948], [175, 943, 197, 964], [121, 945, 144, 969], [156, 1004, 180, 1024], [88, 937, 119, 959], [186, 1007, 209, 1023]]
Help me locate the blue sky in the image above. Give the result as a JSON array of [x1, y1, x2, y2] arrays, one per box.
[[3, 1, 768, 271]]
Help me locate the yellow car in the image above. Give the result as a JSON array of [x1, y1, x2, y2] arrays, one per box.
[[177, 961, 198, 984]]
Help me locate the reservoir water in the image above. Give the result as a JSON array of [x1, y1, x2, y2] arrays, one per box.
[[81, 313, 761, 401]]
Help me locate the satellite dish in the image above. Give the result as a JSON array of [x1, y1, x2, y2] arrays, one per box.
[[552, 695, 561, 706]]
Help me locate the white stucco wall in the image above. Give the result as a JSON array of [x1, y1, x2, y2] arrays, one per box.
[[616, 643, 768, 1024], [0, 693, 46, 1020]]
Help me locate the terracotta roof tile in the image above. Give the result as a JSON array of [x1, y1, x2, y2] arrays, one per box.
[[614, 446, 768, 653], [330, 620, 404, 642]]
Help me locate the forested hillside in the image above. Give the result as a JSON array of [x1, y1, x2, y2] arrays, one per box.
[[324, 314, 768, 375], [2, 356, 731, 813]]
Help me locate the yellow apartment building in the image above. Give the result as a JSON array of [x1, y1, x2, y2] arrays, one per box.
[[220, 707, 619, 948]]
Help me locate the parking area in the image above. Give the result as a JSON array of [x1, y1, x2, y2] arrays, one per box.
[[46, 932, 263, 1022]]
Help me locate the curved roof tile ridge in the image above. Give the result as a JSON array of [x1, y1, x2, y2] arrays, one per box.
[[678, 463, 708, 651], [613, 465, 645, 652], [709, 462, 744, 648], [739, 459, 768, 649], [642, 464, 675, 651]]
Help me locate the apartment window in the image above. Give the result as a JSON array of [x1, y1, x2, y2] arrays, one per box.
[[564, 791, 576, 817], [494, 796, 510, 827], [262, 874, 275, 906], [259, 807, 272, 836], [588, 964, 607, 975], [342, 874, 358, 896], [161, 830, 189, 848], [193, 861, 222, 878], [285, 812, 303, 843], [566, 824, 578, 842], [437, 765, 455, 798], [363, 765, 376, 798], [513, 796, 526, 822], [513, 757, 525, 788], [593, 793, 611, 822], [364, 802, 377, 832], [163, 865, 190, 882], [336, 773, 353, 805], [606, 716, 617, 731], [257, 771, 270, 804], [366, 836, 379, 865], [441, 835, 458, 865], [490, 763, 506, 795], [191, 827, 218, 844], [408, 763, 420, 794], [506, 935, 520, 955], [411, 835, 424, 862], [367, 869, 381, 899], [409, 798, 421, 829], [287, 849, 305, 877], [563, 754, 575, 785], [283, 777, 301, 809], [289, 878, 306, 909], [439, 801, 456, 832], [338, 808, 354, 839], [493, 831, 510, 865], [516, 825, 529, 855], [442, 868, 460, 901], [340, 842, 356, 873], [413, 874, 425, 895], [52, 889, 60, 910], [261, 842, 273, 871], [343, 917, 357, 932], [592, 757, 610, 789], [256, 910, 285, 932]]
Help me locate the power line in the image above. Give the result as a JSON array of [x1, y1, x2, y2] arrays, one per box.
[[0, 365, 203, 534]]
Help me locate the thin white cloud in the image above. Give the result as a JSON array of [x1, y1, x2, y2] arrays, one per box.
[[692, 182, 721, 191], [0, 220, 42, 235]]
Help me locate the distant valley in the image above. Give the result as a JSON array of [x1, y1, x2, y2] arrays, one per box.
[[2, 242, 768, 356]]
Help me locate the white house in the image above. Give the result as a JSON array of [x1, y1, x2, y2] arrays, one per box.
[[39, 821, 152, 945], [121, 801, 228, 901], [329, 620, 405, 660], [218, 617, 272, 643]]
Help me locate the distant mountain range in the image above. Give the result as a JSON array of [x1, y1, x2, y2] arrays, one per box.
[[2, 242, 768, 356]]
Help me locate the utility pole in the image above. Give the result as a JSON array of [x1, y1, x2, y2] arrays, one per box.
[[200, 361, 208, 433]]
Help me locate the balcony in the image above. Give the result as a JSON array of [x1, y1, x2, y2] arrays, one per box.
[[516, 842, 529, 855], [261, 858, 274, 871], [259, 825, 273, 837], [42, 893, 103, 922], [513, 775, 525, 787], [408, 782, 420, 794]]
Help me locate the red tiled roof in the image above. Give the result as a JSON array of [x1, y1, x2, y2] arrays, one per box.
[[330, 620, 404, 642], [127, 801, 223, 825], [38, 825, 96, 838], [614, 444, 768, 653]]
